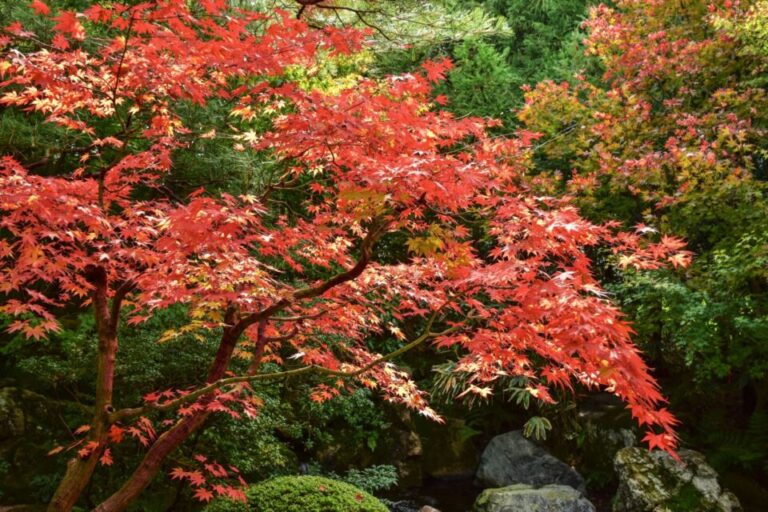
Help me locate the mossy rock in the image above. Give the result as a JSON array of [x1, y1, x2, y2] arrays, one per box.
[[203, 475, 388, 512], [473, 484, 595, 512], [612, 448, 742, 512]]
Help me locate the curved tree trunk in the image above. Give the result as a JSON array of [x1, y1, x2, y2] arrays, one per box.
[[61, 234, 376, 511], [48, 271, 117, 512], [48, 454, 103, 512], [93, 412, 210, 512], [94, 319, 256, 512]]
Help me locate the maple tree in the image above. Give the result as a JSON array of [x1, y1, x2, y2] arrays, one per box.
[[0, 1, 691, 511], [517, 0, 768, 481], [518, 1, 768, 379], [519, 0, 767, 208]]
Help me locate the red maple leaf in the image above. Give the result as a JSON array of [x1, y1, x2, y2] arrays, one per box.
[[169, 468, 187, 481], [77, 441, 99, 459], [193, 488, 214, 503], [30, 0, 50, 16], [421, 58, 453, 82], [99, 448, 113, 466], [107, 425, 125, 444], [52, 11, 84, 40], [187, 470, 206, 487]]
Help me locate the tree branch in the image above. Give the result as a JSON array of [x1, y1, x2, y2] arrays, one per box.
[[315, 4, 392, 41], [232, 218, 387, 336], [111, 14, 136, 134], [108, 313, 462, 423], [243, 320, 269, 376], [271, 309, 327, 322], [110, 220, 389, 425], [263, 325, 299, 343], [295, 0, 325, 19]]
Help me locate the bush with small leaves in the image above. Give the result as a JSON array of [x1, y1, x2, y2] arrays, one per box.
[[203, 475, 389, 512]]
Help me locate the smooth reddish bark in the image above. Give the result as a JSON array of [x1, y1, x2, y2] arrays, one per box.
[[49, 269, 117, 511]]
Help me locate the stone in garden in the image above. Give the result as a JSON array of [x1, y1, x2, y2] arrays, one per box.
[[473, 484, 595, 512], [612, 447, 742, 512], [475, 431, 585, 492]]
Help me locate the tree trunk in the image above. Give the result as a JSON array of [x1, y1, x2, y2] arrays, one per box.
[[48, 269, 117, 512], [93, 320, 250, 512], [48, 455, 103, 512], [93, 412, 210, 512]]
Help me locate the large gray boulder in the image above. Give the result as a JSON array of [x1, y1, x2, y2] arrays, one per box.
[[476, 431, 585, 492], [613, 447, 742, 512], [473, 484, 596, 512]]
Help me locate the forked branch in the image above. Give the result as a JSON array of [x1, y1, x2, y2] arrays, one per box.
[[108, 312, 464, 423]]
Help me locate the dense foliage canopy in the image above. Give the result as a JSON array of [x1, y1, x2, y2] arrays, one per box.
[[1, 0, 766, 511]]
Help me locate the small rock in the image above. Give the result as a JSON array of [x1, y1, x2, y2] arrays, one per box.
[[476, 431, 585, 492], [419, 507, 441, 512], [613, 447, 742, 512], [473, 484, 595, 512]]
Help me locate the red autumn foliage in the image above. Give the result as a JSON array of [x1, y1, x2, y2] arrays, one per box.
[[519, 0, 764, 214], [0, 1, 690, 511]]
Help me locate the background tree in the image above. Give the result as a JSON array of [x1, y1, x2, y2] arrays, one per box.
[[518, 0, 768, 501]]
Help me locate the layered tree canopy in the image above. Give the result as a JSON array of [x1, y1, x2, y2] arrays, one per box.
[[0, 1, 720, 511]]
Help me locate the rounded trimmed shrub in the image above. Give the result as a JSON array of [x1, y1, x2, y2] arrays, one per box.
[[204, 475, 389, 512]]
